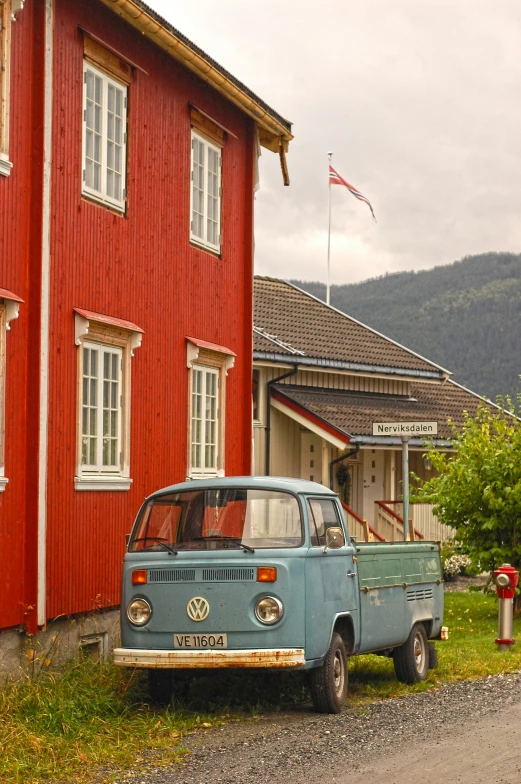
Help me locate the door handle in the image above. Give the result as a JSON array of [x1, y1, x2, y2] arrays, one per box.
[[347, 572, 357, 578]]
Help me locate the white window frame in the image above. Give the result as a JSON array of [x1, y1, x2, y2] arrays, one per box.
[[0, 290, 22, 491], [190, 130, 222, 253], [190, 364, 220, 478], [186, 340, 235, 480], [82, 61, 127, 212], [80, 340, 123, 475], [0, 0, 24, 177], [74, 311, 143, 491]]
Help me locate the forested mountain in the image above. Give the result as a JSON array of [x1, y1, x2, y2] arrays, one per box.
[[292, 252, 521, 402]]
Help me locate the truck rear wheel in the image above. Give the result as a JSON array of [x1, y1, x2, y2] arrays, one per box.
[[393, 623, 429, 684], [310, 632, 348, 714]]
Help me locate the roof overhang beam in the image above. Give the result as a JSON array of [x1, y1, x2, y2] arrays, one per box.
[[98, 0, 293, 158]]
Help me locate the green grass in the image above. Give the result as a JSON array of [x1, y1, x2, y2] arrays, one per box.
[[348, 592, 521, 702], [1, 592, 521, 784]]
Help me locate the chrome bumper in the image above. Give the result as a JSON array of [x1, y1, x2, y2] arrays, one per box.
[[113, 647, 305, 669]]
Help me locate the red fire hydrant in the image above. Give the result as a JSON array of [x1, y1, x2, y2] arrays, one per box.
[[494, 564, 519, 650]]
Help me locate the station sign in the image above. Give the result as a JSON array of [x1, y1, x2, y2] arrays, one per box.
[[372, 421, 438, 437]]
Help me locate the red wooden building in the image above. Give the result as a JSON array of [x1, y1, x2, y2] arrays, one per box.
[[0, 0, 292, 667]]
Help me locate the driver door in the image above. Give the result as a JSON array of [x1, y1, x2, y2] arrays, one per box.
[[304, 497, 359, 660]]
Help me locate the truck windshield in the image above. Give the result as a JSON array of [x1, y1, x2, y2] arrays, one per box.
[[130, 488, 303, 551]]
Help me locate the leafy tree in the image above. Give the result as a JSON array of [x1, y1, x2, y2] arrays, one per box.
[[414, 401, 521, 610]]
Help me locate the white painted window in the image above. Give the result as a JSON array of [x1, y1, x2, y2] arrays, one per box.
[[74, 310, 143, 491], [190, 365, 220, 476], [0, 304, 7, 490], [82, 61, 127, 211], [0, 1, 24, 176], [80, 341, 123, 473], [0, 290, 22, 491], [190, 131, 222, 252]]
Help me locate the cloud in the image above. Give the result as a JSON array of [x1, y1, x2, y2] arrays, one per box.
[[149, 0, 521, 283]]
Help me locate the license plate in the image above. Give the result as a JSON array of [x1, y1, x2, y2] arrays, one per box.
[[173, 633, 228, 649]]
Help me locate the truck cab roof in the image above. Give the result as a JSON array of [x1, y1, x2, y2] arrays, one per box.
[[146, 476, 336, 500]]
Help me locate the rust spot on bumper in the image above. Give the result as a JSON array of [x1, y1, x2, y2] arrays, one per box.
[[113, 648, 305, 669]]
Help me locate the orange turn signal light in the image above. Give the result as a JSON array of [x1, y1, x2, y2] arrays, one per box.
[[257, 567, 277, 583], [132, 569, 148, 585]]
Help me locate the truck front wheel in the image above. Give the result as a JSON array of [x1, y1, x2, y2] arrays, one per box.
[[310, 632, 348, 714], [393, 623, 429, 684]]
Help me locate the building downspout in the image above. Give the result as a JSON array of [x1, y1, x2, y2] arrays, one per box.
[[329, 444, 360, 491], [265, 366, 298, 475]]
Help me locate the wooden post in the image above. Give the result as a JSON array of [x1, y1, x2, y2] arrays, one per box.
[[362, 519, 370, 543]]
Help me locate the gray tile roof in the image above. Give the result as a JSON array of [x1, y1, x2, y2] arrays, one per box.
[[253, 277, 449, 378], [273, 380, 486, 441]]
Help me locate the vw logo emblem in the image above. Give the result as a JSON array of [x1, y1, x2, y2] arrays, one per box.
[[187, 597, 210, 622]]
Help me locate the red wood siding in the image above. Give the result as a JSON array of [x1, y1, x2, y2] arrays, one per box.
[[0, 0, 44, 630], [43, 0, 254, 620]]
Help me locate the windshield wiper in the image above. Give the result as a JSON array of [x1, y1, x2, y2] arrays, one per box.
[[131, 537, 178, 555], [221, 537, 255, 553]]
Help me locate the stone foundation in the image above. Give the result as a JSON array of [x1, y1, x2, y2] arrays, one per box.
[[0, 608, 120, 679]]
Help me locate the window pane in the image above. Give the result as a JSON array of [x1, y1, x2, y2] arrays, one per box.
[[191, 136, 205, 240], [84, 68, 103, 194], [81, 347, 99, 466], [106, 81, 125, 202], [102, 349, 119, 467], [191, 369, 203, 468], [83, 65, 126, 206]]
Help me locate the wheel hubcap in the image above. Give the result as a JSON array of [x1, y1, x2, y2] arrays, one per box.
[[333, 651, 344, 695], [414, 634, 426, 671]]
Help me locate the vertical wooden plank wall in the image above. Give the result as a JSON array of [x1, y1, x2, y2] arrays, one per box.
[[0, 0, 41, 630], [44, 0, 254, 621], [0, 0, 256, 631]]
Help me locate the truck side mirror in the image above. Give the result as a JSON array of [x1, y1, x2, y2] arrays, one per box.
[[324, 527, 345, 552]]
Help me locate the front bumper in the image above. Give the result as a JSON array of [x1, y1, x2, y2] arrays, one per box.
[[113, 647, 305, 669]]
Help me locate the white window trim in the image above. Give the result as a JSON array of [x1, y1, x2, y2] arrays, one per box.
[[190, 130, 222, 253], [81, 61, 127, 212], [0, 290, 22, 491], [186, 339, 235, 481], [190, 364, 220, 479], [74, 311, 143, 491], [0, 0, 24, 176]]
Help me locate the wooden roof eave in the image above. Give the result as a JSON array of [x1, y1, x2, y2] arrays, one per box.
[[98, 0, 293, 156]]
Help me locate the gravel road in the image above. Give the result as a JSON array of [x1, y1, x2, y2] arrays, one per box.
[[110, 670, 521, 784]]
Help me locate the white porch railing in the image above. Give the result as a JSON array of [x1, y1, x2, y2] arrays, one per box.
[[373, 501, 422, 541], [341, 502, 384, 543], [375, 501, 454, 542]]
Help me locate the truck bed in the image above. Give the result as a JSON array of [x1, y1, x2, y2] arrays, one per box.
[[353, 541, 443, 653]]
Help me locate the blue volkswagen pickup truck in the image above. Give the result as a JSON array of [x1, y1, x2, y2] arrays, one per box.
[[114, 477, 444, 713]]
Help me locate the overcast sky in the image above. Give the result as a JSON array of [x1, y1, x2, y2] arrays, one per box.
[[150, 0, 521, 285]]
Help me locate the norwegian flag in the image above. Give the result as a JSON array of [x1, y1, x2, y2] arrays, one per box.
[[328, 165, 376, 221]]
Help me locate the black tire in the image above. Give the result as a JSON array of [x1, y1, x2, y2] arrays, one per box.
[[393, 623, 429, 684], [310, 632, 348, 714], [427, 641, 438, 670], [148, 669, 174, 706]]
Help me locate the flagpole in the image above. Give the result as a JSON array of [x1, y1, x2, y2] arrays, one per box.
[[327, 151, 332, 306]]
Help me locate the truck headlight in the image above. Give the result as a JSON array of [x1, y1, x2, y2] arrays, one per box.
[[255, 596, 283, 625], [127, 598, 152, 626]]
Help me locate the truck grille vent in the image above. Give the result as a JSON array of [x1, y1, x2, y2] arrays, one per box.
[[148, 569, 196, 583], [407, 588, 434, 602], [202, 567, 256, 582]]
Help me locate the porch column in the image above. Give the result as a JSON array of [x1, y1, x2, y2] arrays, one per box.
[[321, 440, 329, 486]]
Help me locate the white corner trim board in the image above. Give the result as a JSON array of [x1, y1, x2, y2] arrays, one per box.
[[37, 0, 53, 629]]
